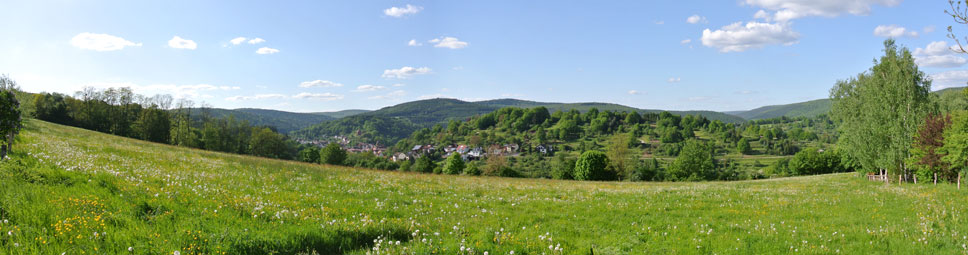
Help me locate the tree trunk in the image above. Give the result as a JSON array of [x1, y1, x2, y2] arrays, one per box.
[[935, 173, 938, 185], [0, 144, 6, 160], [959, 173, 962, 190], [914, 175, 917, 184]]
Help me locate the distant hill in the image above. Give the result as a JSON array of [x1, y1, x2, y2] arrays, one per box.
[[186, 108, 334, 133], [478, 99, 747, 124], [314, 109, 369, 118], [357, 98, 502, 124], [294, 98, 747, 144], [728, 87, 967, 120], [728, 99, 832, 120]]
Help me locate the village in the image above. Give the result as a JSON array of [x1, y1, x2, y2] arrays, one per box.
[[297, 135, 555, 163]]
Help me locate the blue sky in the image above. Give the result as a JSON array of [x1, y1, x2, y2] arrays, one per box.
[[3, 0, 966, 112]]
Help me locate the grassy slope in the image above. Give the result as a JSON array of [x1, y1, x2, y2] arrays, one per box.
[[2, 120, 968, 254]]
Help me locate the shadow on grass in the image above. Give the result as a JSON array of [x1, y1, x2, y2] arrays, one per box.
[[230, 226, 411, 254]]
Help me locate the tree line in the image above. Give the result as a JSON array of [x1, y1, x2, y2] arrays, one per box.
[[29, 87, 301, 160], [831, 39, 968, 184]]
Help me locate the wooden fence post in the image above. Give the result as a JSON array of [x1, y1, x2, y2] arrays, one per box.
[[935, 173, 938, 185], [914, 175, 917, 184]]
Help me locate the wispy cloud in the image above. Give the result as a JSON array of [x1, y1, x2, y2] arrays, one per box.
[[429, 37, 468, 49], [225, 94, 287, 101], [382, 66, 432, 79], [71, 32, 141, 51], [168, 36, 197, 50], [299, 80, 344, 88], [293, 92, 344, 101], [256, 47, 279, 54], [384, 4, 422, 17], [354, 84, 387, 92]]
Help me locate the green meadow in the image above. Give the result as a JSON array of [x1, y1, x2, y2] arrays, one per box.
[[2, 119, 967, 254]]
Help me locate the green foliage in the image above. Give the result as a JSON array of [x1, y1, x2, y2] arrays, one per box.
[[442, 153, 465, 174], [737, 138, 752, 155], [132, 107, 171, 143], [732, 99, 832, 120], [550, 154, 575, 180], [320, 143, 347, 165], [413, 155, 436, 173], [830, 39, 933, 175], [574, 151, 611, 181], [0, 81, 22, 158], [189, 108, 334, 133], [249, 128, 290, 159], [908, 114, 952, 182], [298, 147, 320, 163], [463, 161, 481, 175], [31, 92, 71, 125], [788, 149, 846, 175], [668, 139, 716, 181], [942, 111, 968, 177]]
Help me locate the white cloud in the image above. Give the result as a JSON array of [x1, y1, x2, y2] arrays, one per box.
[[382, 66, 432, 79], [701, 21, 800, 52], [429, 37, 468, 49], [923, 25, 936, 34], [70, 32, 142, 51], [354, 84, 387, 92], [417, 93, 457, 100], [392, 83, 406, 87], [744, 0, 900, 22], [256, 47, 279, 54], [225, 94, 287, 101], [688, 96, 711, 101], [168, 36, 197, 50], [654, 20, 665, 25], [247, 38, 265, 44], [293, 92, 344, 101], [873, 25, 918, 38], [85, 82, 239, 99], [754, 10, 772, 20], [668, 77, 681, 83], [929, 70, 968, 90], [628, 90, 642, 95], [407, 39, 422, 46], [384, 4, 422, 17], [680, 39, 692, 44], [299, 80, 343, 88], [914, 41, 967, 68], [369, 90, 407, 100], [230, 37, 247, 45], [686, 15, 707, 24]]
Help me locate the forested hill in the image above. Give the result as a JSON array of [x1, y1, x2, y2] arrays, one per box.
[[186, 108, 335, 133], [315, 109, 370, 118], [727, 99, 832, 120], [728, 87, 967, 120], [477, 99, 747, 123], [292, 98, 748, 144]]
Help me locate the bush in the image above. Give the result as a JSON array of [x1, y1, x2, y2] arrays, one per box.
[[789, 148, 845, 175], [463, 162, 482, 176], [319, 143, 347, 165], [737, 138, 752, 155], [442, 153, 465, 174], [668, 139, 716, 181], [413, 156, 436, 173], [574, 151, 611, 181], [550, 155, 575, 180]]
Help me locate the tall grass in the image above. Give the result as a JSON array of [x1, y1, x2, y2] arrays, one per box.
[[0, 119, 966, 254]]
